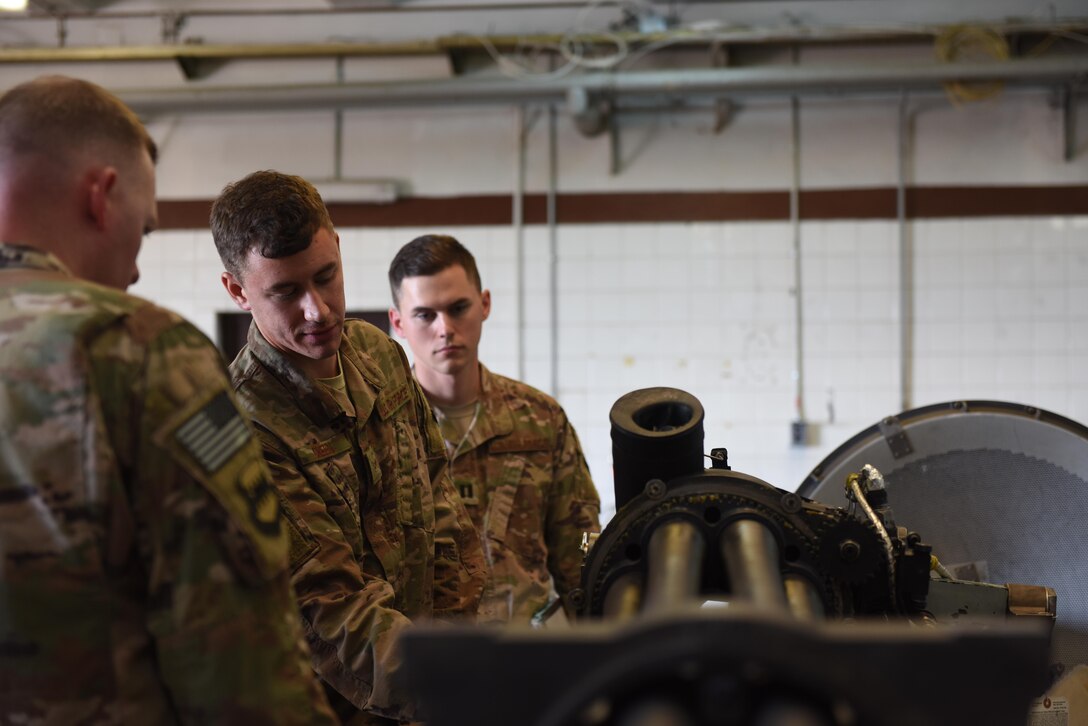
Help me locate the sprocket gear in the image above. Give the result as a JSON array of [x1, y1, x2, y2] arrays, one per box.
[[819, 518, 886, 585]]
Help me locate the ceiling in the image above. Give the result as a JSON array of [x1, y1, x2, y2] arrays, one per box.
[[2, 0, 1085, 118]]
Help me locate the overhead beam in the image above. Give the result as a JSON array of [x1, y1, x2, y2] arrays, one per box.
[[116, 56, 1088, 115], [1, 22, 1088, 63]]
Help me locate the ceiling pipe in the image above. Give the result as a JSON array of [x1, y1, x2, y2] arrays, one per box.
[[117, 56, 1088, 114], [11, 0, 618, 19], [2, 21, 1088, 63]]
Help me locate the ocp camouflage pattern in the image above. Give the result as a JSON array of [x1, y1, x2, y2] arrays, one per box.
[[229, 318, 486, 724], [444, 364, 600, 624], [0, 243, 337, 725]]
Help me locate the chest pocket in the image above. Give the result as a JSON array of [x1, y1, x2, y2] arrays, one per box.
[[484, 458, 526, 543], [390, 417, 435, 532], [296, 432, 365, 557]]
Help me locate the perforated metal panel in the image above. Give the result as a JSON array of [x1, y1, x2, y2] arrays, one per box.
[[799, 401, 1088, 672]]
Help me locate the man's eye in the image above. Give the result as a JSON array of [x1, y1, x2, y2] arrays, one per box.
[[415, 312, 435, 322]]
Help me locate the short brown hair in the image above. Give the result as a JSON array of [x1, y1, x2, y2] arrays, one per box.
[[0, 75, 157, 169], [210, 170, 333, 278], [388, 234, 482, 307]]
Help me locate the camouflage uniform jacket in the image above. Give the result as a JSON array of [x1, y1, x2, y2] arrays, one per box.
[[229, 319, 486, 723], [444, 364, 600, 624], [0, 243, 337, 725]]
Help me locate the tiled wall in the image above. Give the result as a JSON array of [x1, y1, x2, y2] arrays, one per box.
[[133, 215, 1088, 521]]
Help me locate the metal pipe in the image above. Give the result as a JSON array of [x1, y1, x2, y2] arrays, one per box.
[[114, 57, 1088, 115], [643, 520, 705, 613], [547, 101, 559, 398], [514, 105, 526, 382], [719, 519, 787, 609], [12, 1, 621, 19], [333, 56, 344, 180], [784, 574, 825, 620], [603, 571, 644, 620], [5, 15, 1087, 45], [790, 85, 804, 425], [897, 91, 913, 412]]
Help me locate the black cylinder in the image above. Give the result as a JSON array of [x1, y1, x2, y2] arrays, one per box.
[[610, 387, 705, 511]]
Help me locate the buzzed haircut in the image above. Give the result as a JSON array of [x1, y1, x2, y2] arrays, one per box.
[[388, 234, 482, 307], [209, 170, 333, 278], [0, 75, 157, 167]]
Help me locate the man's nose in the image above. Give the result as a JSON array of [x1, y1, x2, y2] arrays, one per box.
[[435, 312, 454, 337], [302, 289, 329, 322]]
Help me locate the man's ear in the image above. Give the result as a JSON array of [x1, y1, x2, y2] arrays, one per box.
[[86, 166, 119, 232], [221, 270, 252, 311], [480, 289, 492, 322], [389, 305, 405, 338]]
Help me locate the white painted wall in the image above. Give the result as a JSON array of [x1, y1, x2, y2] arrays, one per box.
[[131, 215, 1088, 522]]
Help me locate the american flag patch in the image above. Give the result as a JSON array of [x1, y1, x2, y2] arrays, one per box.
[[175, 391, 251, 473]]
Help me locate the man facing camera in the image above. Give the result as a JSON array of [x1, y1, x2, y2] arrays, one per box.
[[388, 235, 600, 625], [0, 78, 336, 724], [212, 172, 486, 724]]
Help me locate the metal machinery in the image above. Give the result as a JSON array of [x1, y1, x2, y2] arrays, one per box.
[[402, 388, 1058, 726], [798, 399, 1088, 676]]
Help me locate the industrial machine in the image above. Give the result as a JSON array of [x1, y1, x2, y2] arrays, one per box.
[[403, 388, 1060, 726]]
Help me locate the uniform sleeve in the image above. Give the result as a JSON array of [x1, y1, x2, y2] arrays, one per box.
[[545, 409, 602, 598], [98, 318, 338, 726], [254, 428, 417, 721], [407, 365, 486, 620]]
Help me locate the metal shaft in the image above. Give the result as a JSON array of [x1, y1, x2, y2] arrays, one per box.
[[784, 574, 825, 620], [603, 571, 644, 621], [720, 519, 787, 609], [643, 520, 705, 613]]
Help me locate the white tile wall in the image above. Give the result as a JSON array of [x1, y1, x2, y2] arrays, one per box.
[[132, 215, 1088, 522]]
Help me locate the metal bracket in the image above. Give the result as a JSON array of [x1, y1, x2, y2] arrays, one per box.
[[1060, 84, 1077, 162], [878, 415, 914, 459], [711, 41, 735, 135]]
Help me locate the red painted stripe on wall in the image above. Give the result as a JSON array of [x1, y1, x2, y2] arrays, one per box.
[[156, 185, 1088, 230]]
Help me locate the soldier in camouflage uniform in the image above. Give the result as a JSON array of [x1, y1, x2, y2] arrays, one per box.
[[388, 235, 600, 625], [0, 77, 337, 724], [211, 171, 486, 724]]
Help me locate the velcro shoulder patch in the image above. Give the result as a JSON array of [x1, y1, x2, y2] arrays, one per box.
[[156, 388, 289, 579], [489, 433, 552, 454], [174, 391, 251, 474], [376, 382, 411, 420]]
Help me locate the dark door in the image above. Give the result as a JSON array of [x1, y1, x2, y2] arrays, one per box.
[[216, 310, 390, 365]]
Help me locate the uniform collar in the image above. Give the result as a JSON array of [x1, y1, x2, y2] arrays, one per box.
[[457, 363, 514, 455], [245, 321, 382, 430], [0, 243, 73, 276]]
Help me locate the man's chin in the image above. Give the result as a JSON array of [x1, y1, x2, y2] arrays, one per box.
[[316, 338, 342, 359], [431, 357, 469, 376]]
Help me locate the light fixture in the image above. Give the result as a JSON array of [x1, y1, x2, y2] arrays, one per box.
[[312, 179, 399, 205], [0, 0, 28, 11]]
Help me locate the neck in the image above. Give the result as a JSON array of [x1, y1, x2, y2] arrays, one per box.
[[417, 361, 480, 408], [302, 354, 339, 380], [0, 177, 79, 266], [281, 348, 338, 380]]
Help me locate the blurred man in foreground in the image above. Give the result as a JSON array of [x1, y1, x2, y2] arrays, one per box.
[[0, 76, 336, 724]]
